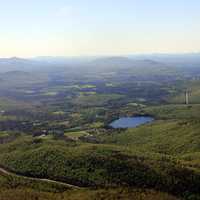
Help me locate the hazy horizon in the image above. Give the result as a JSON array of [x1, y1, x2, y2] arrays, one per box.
[[1, 52, 200, 59]]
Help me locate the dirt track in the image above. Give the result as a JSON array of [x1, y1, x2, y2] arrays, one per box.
[[0, 167, 81, 189]]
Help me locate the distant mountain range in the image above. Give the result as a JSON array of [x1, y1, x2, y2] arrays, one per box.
[[0, 57, 41, 72], [0, 53, 200, 73], [84, 56, 170, 74]]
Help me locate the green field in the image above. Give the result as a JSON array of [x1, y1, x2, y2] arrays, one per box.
[[143, 104, 200, 119]]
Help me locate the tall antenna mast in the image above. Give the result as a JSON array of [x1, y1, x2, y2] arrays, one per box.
[[185, 90, 189, 105], [185, 89, 192, 105]]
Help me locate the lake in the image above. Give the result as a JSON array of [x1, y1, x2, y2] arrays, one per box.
[[109, 116, 154, 128]]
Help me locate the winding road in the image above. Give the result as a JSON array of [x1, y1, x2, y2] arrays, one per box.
[[0, 167, 81, 189]]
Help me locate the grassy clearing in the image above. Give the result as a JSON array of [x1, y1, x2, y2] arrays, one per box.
[[64, 131, 89, 139], [74, 94, 124, 107], [43, 92, 58, 96], [79, 84, 96, 89], [88, 122, 104, 128], [143, 104, 200, 119]]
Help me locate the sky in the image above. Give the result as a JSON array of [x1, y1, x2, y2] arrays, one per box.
[[0, 0, 200, 57]]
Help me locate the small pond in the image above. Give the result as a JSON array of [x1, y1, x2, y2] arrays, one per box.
[[109, 116, 154, 129]]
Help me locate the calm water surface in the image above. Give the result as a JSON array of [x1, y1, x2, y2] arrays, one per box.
[[110, 116, 154, 128]]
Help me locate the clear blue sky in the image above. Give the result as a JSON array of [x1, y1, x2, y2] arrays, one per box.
[[0, 0, 200, 57]]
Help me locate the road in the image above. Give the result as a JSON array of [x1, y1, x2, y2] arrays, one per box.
[[0, 166, 81, 189]]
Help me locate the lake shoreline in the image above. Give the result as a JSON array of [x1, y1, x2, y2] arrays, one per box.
[[109, 116, 155, 129]]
